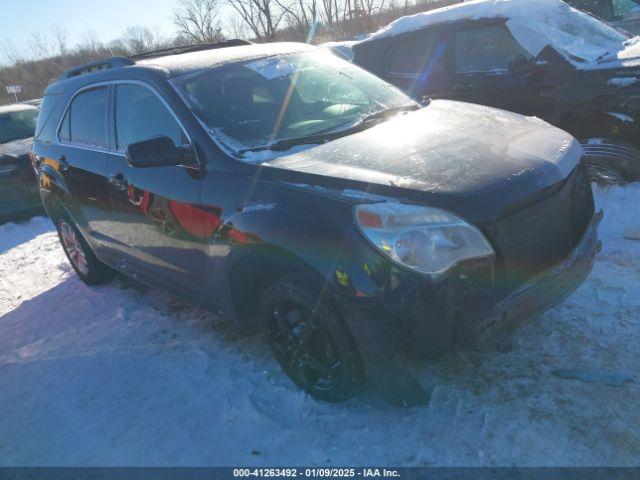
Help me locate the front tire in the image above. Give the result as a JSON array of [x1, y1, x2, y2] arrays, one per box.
[[580, 138, 640, 185], [55, 215, 111, 285], [260, 274, 363, 402]]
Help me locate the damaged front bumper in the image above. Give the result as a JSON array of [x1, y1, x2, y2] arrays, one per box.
[[337, 209, 602, 369], [469, 210, 603, 351]]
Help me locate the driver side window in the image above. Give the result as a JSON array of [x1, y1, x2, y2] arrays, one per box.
[[454, 24, 530, 74], [114, 84, 187, 152]]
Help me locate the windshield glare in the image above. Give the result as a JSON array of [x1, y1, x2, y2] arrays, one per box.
[[0, 108, 38, 144], [172, 52, 412, 155]]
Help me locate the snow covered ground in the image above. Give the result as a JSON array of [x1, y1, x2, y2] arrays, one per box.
[[0, 185, 639, 467]]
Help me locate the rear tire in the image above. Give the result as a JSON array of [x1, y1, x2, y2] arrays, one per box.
[[260, 274, 363, 402], [55, 214, 112, 285]]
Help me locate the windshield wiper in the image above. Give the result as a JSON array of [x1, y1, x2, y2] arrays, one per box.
[[238, 103, 421, 155], [238, 129, 350, 155], [358, 103, 420, 124]]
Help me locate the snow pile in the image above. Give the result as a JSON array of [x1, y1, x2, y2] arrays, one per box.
[[362, 0, 640, 70], [0, 185, 639, 466], [0, 103, 38, 114]]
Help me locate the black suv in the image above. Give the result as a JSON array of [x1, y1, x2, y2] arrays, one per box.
[[33, 41, 600, 402], [344, 0, 640, 184]]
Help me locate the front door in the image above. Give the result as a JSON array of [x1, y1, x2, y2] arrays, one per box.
[[450, 21, 552, 117], [105, 82, 210, 297]]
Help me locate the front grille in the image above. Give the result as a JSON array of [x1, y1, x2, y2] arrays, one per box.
[[486, 167, 594, 295]]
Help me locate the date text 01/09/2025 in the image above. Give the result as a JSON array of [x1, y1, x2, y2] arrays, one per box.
[[232, 468, 401, 478]]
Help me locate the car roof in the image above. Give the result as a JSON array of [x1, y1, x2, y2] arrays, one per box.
[[44, 42, 318, 95], [136, 42, 316, 78], [45, 40, 318, 96]]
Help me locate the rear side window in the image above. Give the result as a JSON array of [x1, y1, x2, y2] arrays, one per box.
[[387, 31, 448, 76], [60, 87, 109, 147], [454, 24, 530, 74], [114, 84, 186, 151], [35, 95, 59, 142], [59, 109, 71, 142]]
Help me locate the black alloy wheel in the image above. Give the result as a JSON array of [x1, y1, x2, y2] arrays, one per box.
[[261, 276, 363, 402]]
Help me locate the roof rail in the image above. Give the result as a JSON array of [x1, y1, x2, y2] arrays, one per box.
[[129, 39, 253, 61], [58, 56, 134, 81]]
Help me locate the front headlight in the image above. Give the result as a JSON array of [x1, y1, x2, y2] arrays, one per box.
[[355, 203, 495, 277]]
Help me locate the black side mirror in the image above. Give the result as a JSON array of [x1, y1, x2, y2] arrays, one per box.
[[126, 135, 195, 168]]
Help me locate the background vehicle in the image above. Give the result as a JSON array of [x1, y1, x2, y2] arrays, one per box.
[[342, 0, 640, 184], [0, 103, 41, 222], [33, 42, 599, 403], [567, 0, 640, 34]]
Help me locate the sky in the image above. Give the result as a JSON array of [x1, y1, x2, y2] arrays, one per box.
[[0, 0, 186, 64]]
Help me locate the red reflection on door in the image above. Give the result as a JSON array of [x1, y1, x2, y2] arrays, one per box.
[[168, 201, 221, 239]]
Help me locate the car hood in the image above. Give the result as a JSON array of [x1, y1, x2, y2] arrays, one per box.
[[1, 137, 33, 161], [267, 100, 583, 222]]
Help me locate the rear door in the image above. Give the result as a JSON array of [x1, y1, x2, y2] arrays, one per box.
[[56, 85, 113, 253], [105, 82, 210, 295]]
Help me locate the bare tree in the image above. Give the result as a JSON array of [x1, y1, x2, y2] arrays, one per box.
[[122, 25, 158, 53], [77, 30, 103, 54], [226, 0, 287, 40], [320, 0, 340, 25], [1, 39, 23, 65], [105, 38, 129, 57], [360, 0, 386, 18], [228, 13, 250, 39], [50, 25, 69, 56], [278, 0, 318, 34], [173, 0, 226, 43], [28, 32, 51, 60]]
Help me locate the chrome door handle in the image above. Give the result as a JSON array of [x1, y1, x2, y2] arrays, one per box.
[[109, 173, 128, 192]]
